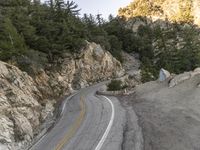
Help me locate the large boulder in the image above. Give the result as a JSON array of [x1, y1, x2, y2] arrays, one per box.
[[159, 68, 171, 81]]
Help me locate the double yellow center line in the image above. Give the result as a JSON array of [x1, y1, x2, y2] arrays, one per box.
[[55, 96, 86, 150]]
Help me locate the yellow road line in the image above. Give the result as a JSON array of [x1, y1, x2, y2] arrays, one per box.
[[55, 96, 86, 150]]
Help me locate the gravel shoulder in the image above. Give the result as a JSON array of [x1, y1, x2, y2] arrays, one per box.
[[119, 74, 200, 150]]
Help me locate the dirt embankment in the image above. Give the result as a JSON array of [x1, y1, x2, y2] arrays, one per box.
[[119, 72, 200, 150]]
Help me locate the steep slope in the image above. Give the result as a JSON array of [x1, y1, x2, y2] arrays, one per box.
[[117, 0, 200, 82], [118, 0, 200, 26], [119, 68, 200, 150], [0, 61, 43, 149], [0, 42, 124, 150]]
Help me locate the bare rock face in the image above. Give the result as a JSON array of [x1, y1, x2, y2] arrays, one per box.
[[0, 41, 124, 149], [0, 115, 14, 143], [74, 42, 124, 88], [119, 0, 200, 26], [0, 61, 44, 149], [10, 110, 33, 142], [52, 42, 125, 90], [41, 100, 55, 120], [193, 0, 200, 26]]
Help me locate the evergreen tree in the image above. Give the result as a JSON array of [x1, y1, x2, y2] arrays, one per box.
[[0, 17, 26, 60]]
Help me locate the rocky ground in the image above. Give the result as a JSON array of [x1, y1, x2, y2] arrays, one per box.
[[0, 41, 124, 150], [119, 69, 200, 150]]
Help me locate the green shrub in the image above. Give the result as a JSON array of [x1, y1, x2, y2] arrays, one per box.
[[107, 80, 123, 91]]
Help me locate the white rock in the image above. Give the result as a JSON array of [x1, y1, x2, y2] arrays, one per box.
[[159, 68, 171, 81]]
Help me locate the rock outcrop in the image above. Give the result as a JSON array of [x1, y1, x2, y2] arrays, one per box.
[[169, 68, 200, 87], [119, 0, 200, 27], [118, 0, 200, 35], [0, 61, 43, 149], [0, 42, 124, 149], [45, 42, 124, 95]]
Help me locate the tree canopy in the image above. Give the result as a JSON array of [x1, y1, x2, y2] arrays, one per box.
[[1, 0, 200, 82]]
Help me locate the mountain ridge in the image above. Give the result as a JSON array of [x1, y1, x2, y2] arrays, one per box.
[[118, 0, 200, 26], [117, 0, 200, 82]]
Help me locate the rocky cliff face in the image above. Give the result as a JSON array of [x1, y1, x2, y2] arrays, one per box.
[[119, 0, 200, 27], [46, 42, 124, 96], [0, 42, 124, 149], [118, 0, 200, 34], [0, 61, 44, 150]]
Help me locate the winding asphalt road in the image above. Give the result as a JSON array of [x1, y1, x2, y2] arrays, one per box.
[[30, 83, 126, 150]]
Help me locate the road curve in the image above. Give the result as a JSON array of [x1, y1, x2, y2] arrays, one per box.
[[30, 83, 126, 150], [94, 96, 115, 150]]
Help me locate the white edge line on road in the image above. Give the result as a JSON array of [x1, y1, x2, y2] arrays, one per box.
[[94, 96, 115, 150], [61, 92, 77, 115]]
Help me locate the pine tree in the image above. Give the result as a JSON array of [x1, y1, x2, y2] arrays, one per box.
[[65, 1, 80, 16], [0, 17, 26, 60]]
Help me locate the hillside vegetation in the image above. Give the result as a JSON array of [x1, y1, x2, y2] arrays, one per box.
[[0, 0, 137, 71], [118, 0, 200, 82], [1, 0, 200, 83]]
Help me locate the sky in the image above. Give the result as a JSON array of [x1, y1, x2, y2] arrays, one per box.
[[41, 0, 132, 19], [72, 0, 132, 19]]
